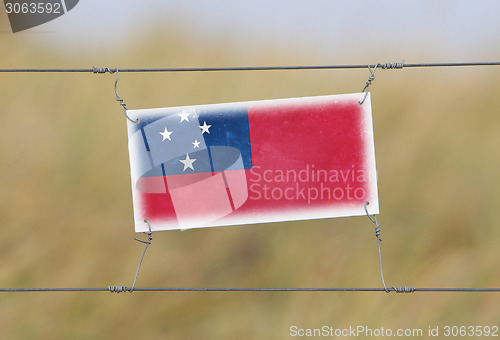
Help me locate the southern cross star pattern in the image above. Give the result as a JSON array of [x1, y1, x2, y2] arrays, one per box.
[[127, 94, 378, 231], [158, 111, 212, 172]]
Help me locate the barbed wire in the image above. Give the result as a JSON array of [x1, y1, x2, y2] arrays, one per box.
[[0, 61, 499, 73]]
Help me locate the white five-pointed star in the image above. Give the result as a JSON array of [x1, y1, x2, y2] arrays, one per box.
[[178, 110, 190, 123], [159, 127, 173, 141], [192, 140, 200, 148], [179, 154, 196, 171], [200, 121, 211, 134]]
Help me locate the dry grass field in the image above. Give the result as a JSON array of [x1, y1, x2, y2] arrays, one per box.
[[0, 15, 499, 340]]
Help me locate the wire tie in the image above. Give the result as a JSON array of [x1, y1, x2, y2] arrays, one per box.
[[129, 219, 154, 293], [92, 66, 115, 74], [108, 220, 153, 294], [391, 286, 416, 293], [93, 66, 138, 123], [380, 60, 405, 70], [113, 68, 139, 123], [358, 61, 404, 105], [364, 201, 389, 292], [364, 202, 416, 294], [108, 286, 129, 293], [134, 219, 153, 245], [364, 201, 382, 242], [358, 64, 378, 105]]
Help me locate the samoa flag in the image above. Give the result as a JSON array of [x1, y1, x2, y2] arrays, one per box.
[[126, 93, 378, 232]]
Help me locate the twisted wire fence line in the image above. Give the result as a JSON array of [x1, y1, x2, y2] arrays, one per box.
[[0, 287, 499, 293], [0, 61, 499, 73]]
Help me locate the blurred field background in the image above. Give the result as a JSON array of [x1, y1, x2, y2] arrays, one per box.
[[1, 2, 500, 339]]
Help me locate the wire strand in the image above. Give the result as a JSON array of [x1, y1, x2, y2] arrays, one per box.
[[0, 61, 500, 73], [0, 287, 499, 293]]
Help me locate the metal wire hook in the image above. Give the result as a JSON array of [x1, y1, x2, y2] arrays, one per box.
[[364, 201, 381, 240], [134, 218, 153, 244], [108, 219, 153, 294], [129, 219, 154, 292], [364, 202, 415, 294], [364, 201, 389, 292], [114, 68, 139, 124], [358, 64, 378, 105]]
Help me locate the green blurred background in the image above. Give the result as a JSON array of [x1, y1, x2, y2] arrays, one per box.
[[0, 1, 499, 339]]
